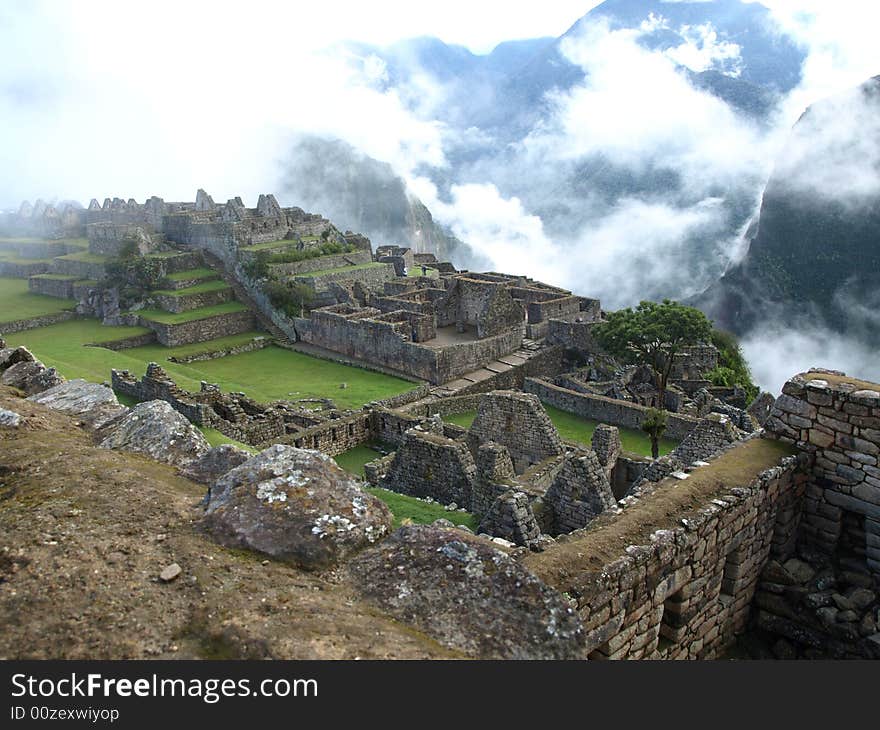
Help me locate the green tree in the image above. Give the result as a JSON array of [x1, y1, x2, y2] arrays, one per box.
[[642, 407, 668, 460], [595, 299, 713, 408]]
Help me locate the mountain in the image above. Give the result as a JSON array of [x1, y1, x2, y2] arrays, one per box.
[[287, 1, 812, 305], [695, 76, 880, 338], [279, 136, 484, 267]]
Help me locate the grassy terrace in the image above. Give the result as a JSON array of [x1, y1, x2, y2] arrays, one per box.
[[0, 277, 76, 323], [443, 404, 678, 458], [0, 253, 53, 264], [136, 301, 248, 324], [5, 314, 416, 408], [30, 273, 77, 281], [239, 240, 298, 252], [152, 280, 231, 297], [164, 268, 217, 282], [296, 262, 385, 278], [55, 250, 111, 264]]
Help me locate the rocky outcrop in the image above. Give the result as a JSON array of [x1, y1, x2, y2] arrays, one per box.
[[347, 525, 586, 659], [203, 445, 392, 570], [28, 379, 128, 430], [99, 400, 209, 467], [1, 360, 64, 396], [180, 444, 251, 485], [0, 345, 36, 371]]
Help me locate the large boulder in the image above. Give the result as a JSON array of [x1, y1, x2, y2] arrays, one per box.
[[0, 359, 64, 395], [203, 444, 392, 570], [0, 345, 35, 371], [99, 400, 209, 467], [180, 444, 251, 485], [347, 525, 586, 659], [28, 379, 128, 430]]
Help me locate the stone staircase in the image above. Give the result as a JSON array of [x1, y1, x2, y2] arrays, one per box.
[[200, 250, 294, 345]]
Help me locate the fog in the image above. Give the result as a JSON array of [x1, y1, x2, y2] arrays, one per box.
[[2, 1, 878, 392]]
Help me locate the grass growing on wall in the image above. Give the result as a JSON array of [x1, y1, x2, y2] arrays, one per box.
[[0, 277, 76, 323], [441, 405, 678, 458]]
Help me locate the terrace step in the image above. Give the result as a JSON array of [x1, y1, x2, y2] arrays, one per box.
[[159, 267, 220, 290], [151, 281, 234, 314]]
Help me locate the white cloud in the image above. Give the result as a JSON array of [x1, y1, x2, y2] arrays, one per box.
[[742, 324, 880, 396]]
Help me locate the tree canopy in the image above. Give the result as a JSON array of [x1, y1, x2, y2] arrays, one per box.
[[594, 299, 714, 406]]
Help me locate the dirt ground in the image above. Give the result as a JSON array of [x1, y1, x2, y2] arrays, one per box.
[[0, 386, 456, 659]]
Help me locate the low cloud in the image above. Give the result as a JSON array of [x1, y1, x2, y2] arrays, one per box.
[[742, 324, 880, 396]]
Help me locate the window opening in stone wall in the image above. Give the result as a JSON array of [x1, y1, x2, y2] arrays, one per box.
[[658, 586, 687, 652]]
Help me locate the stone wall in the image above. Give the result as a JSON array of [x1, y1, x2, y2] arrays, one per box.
[[153, 286, 234, 314], [544, 452, 617, 535], [0, 260, 50, 277], [50, 257, 107, 280], [28, 275, 77, 299], [296, 307, 523, 385], [546, 319, 601, 354], [295, 263, 395, 295], [167, 335, 271, 363], [284, 412, 373, 457], [765, 370, 880, 574], [141, 310, 255, 347], [468, 391, 564, 473], [524, 378, 699, 442], [523, 441, 806, 659], [268, 249, 373, 277], [379, 426, 477, 507], [0, 311, 76, 334]]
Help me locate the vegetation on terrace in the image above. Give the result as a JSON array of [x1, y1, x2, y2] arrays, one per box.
[[0, 277, 76, 322], [151, 280, 231, 297], [296, 261, 385, 279], [5, 318, 415, 408], [55, 250, 111, 264], [243, 241, 357, 279], [164, 267, 216, 282], [136, 301, 248, 325]]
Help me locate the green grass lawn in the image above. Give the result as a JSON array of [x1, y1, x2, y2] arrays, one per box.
[[442, 405, 678, 458], [366, 487, 479, 530], [333, 443, 388, 477], [192, 347, 415, 408], [164, 268, 217, 282], [0, 253, 54, 264], [296, 262, 385, 278], [136, 301, 248, 324], [199, 427, 258, 454], [152, 280, 231, 297], [407, 266, 439, 278], [30, 273, 77, 281], [0, 277, 76, 323], [5, 316, 415, 408], [334, 443, 479, 530], [55, 251, 111, 264]]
